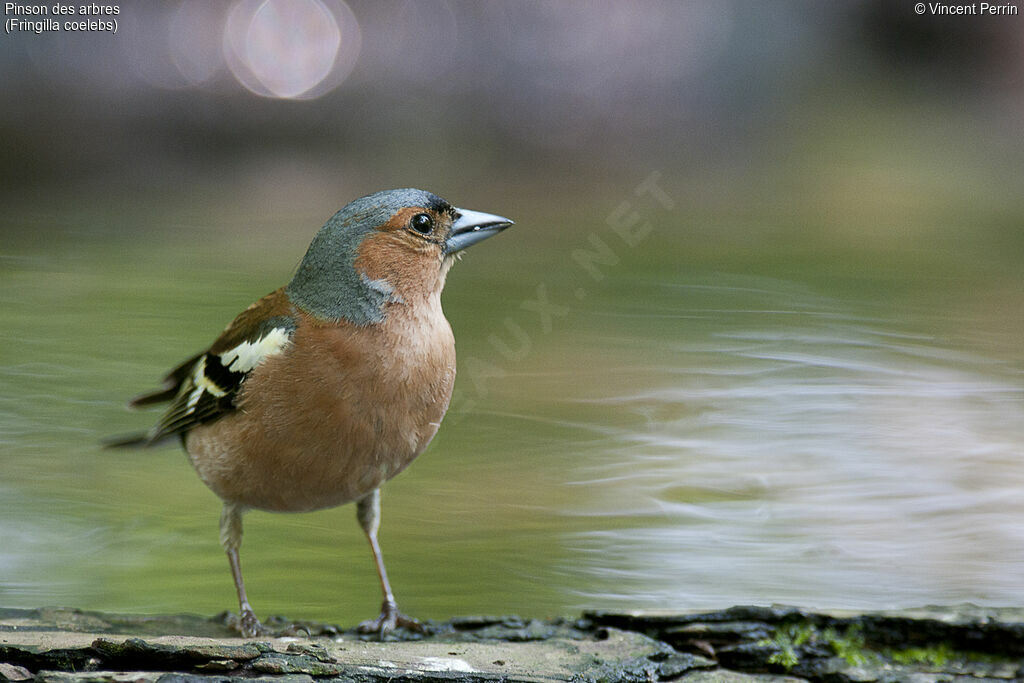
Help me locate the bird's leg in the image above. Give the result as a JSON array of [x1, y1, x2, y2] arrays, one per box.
[[355, 489, 422, 636], [220, 503, 266, 637]]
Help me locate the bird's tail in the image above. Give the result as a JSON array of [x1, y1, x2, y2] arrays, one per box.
[[101, 432, 152, 448], [105, 354, 203, 449]]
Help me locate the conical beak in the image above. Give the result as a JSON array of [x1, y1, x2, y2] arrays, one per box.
[[444, 208, 513, 255]]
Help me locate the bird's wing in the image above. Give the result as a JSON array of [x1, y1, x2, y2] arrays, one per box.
[[128, 352, 205, 408], [129, 288, 298, 446]]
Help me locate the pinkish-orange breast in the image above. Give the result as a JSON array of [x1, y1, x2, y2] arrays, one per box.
[[185, 302, 456, 512]]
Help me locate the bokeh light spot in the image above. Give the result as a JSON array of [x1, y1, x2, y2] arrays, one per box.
[[224, 0, 360, 100], [169, 0, 227, 86]]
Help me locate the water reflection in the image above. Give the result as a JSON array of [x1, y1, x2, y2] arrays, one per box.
[[561, 275, 1024, 609], [1, 243, 1022, 621]]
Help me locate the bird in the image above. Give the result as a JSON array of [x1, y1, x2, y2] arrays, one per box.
[[108, 188, 512, 637]]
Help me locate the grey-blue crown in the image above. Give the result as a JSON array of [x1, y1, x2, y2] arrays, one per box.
[[286, 188, 449, 324], [333, 188, 450, 228]]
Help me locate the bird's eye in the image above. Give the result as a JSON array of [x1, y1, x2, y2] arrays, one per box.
[[410, 213, 434, 235]]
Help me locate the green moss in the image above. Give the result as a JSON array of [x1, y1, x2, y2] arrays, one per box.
[[887, 642, 955, 667], [760, 621, 1014, 675], [759, 622, 814, 670], [822, 625, 870, 667], [760, 622, 875, 671]]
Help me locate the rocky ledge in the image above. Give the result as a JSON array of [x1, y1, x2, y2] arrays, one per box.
[[2, 605, 1023, 683]]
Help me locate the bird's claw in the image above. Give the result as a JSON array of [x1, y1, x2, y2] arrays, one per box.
[[357, 600, 423, 637], [228, 608, 269, 638]]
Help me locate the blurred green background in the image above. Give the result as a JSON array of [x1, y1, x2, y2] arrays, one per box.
[[2, 1, 1024, 624]]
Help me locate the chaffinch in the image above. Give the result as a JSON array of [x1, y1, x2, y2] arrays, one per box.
[[110, 188, 512, 637]]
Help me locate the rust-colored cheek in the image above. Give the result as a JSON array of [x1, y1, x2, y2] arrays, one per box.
[[354, 231, 443, 302]]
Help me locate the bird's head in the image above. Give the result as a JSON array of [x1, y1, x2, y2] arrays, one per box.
[[287, 188, 512, 324]]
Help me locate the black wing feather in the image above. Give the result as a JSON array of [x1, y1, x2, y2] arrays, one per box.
[[128, 352, 204, 408], [107, 290, 297, 449]]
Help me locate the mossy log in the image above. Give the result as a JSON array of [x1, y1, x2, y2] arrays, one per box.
[[2, 605, 1023, 682]]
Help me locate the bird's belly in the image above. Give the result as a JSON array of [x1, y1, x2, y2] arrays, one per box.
[[186, 404, 441, 513], [185, 363, 452, 513]]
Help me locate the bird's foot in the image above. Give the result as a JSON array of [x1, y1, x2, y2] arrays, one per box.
[[357, 600, 423, 637], [226, 608, 269, 638]]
